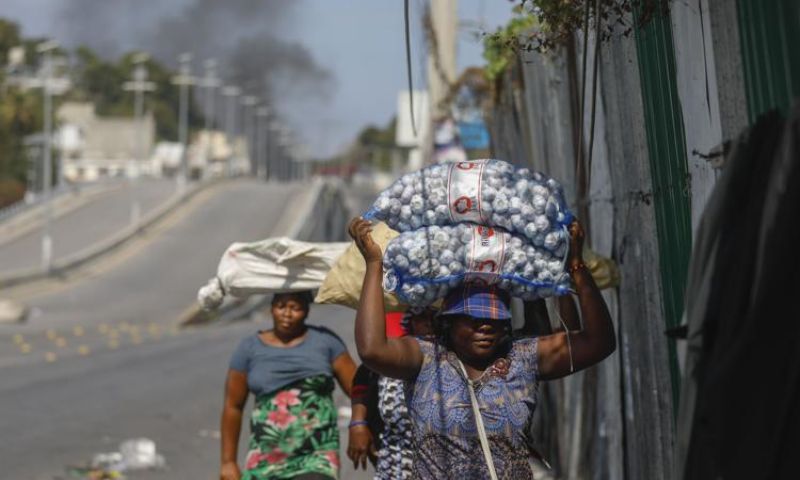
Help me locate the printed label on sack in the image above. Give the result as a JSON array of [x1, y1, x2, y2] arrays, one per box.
[[447, 160, 487, 224], [465, 225, 505, 285]]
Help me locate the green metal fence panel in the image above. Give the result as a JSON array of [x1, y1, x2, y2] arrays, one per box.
[[633, 6, 692, 406], [737, 0, 800, 122]]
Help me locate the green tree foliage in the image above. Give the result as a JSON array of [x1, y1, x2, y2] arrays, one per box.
[[483, 0, 668, 76], [0, 87, 42, 179], [0, 18, 21, 63], [70, 48, 204, 141], [0, 16, 208, 206], [356, 116, 398, 172], [482, 10, 537, 81], [0, 19, 42, 205]]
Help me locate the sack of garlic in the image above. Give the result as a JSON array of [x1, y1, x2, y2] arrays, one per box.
[[382, 224, 571, 306], [363, 159, 573, 254]]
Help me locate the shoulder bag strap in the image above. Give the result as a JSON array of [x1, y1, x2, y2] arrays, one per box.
[[457, 359, 499, 480]]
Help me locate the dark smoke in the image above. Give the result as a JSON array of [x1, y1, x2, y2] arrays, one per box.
[[53, 0, 333, 103]]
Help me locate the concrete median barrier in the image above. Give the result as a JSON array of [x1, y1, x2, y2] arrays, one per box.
[[0, 179, 223, 290]]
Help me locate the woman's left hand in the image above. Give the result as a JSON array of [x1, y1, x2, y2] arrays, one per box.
[[348, 217, 383, 264], [347, 425, 377, 470], [567, 220, 585, 270]]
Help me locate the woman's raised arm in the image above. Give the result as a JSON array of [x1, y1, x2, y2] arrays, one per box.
[[538, 221, 616, 380], [349, 218, 422, 380]]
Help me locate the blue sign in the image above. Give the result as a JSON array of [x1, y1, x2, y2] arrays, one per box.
[[458, 121, 490, 150]]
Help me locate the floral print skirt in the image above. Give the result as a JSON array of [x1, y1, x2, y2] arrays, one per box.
[[243, 375, 339, 480]]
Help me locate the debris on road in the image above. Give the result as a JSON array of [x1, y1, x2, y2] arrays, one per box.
[[0, 298, 28, 324], [118, 438, 165, 470], [198, 429, 221, 439], [66, 438, 165, 479]]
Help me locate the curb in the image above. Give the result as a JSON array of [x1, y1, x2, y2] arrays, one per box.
[[286, 177, 326, 239], [0, 179, 224, 290]]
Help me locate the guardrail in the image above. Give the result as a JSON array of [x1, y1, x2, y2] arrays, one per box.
[[0, 179, 222, 289], [0, 182, 123, 246]]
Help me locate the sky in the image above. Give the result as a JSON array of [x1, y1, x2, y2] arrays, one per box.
[[0, 0, 515, 158]]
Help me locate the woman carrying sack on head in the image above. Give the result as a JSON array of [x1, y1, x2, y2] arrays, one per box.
[[348, 217, 616, 479], [220, 291, 358, 480]]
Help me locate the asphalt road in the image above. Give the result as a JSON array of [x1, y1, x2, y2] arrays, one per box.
[[1, 180, 303, 335], [0, 179, 176, 274], [0, 307, 369, 480], [0, 178, 373, 480]]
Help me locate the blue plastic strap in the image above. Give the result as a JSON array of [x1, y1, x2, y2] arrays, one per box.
[[362, 206, 379, 221]]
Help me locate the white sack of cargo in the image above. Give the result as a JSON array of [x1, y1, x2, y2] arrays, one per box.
[[382, 224, 571, 306], [198, 238, 349, 310], [364, 159, 573, 254]]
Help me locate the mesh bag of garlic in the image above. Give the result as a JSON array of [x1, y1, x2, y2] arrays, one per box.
[[364, 159, 573, 250], [382, 224, 571, 306]]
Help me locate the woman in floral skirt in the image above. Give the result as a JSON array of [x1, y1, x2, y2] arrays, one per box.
[[220, 291, 358, 480]]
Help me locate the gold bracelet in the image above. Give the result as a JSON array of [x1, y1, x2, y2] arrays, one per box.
[[569, 262, 587, 274]]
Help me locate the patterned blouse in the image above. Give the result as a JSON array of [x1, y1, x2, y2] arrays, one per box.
[[376, 376, 415, 479], [405, 337, 540, 480]]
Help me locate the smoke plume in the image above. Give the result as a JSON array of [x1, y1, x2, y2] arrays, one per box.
[[53, 0, 333, 104]]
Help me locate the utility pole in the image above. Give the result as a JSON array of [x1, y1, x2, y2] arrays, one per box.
[[198, 59, 220, 176], [427, 0, 458, 118], [255, 106, 270, 181], [240, 95, 258, 176], [172, 53, 194, 192], [221, 85, 241, 176], [123, 53, 155, 227]]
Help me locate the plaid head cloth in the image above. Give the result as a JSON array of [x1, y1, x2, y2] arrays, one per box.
[[439, 283, 511, 320]]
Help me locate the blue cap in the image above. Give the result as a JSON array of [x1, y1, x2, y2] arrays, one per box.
[[439, 283, 511, 320]]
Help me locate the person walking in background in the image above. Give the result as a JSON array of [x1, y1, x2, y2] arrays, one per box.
[[220, 291, 358, 480], [348, 217, 616, 479], [347, 308, 435, 479]]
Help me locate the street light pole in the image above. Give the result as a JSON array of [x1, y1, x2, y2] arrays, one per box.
[[221, 85, 240, 176], [199, 59, 220, 177], [38, 41, 57, 272], [255, 106, 270, 181], [122, 53, 155, 227], [172, 53, 193, 192], [278, 127, 291, 182], [267, 121, 278, 182], [241, 95, 258, 176]]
